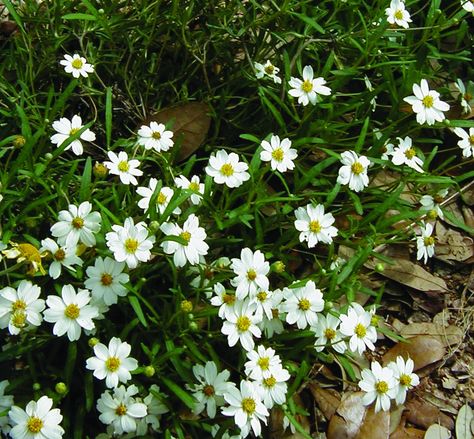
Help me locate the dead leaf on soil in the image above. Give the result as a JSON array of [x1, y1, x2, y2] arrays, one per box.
[[399, 323, 463, 348], [268, 393, 311, 439], [390, 425, 425, 439], [369, 170, 417, 204], [435, 222, 474, 262], [367, 257, 448, 292], [455, 404, 474, 439], [424, 424, 451, 439], [151, 102, 211, 161], [308, 383, 340, 421], [355, 406, 390, 439], [327, 392, 367, 439], [404, 398, 454, 431], [382, 336, 445, 370]]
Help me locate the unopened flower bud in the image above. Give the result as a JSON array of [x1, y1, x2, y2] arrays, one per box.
[[426, 209, 438, 220], [13, 135, 26, 148], [181, 300, 193, 313], [55, 382, 68, 394], [188, 321, 198, 332], [45, 152, 53, 160], [32, 382, 41, 391], [88, 337, 100, 347], [149, 221, 160, 233], [272, 261, 285, 273], [144, 365, 155, 377], [375, 263, 385, 272], [93, 162, 108, 178]]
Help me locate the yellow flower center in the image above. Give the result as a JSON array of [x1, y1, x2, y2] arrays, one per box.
[[100, 273, 113, 286], [309, 220, 321, 233], [399, 374, 412, 386], [156, 192, 167, 205], [256, 291, 268, 302], [394, 9, 403, 20], [298, 298, 310, 311], [241, 397, 256, 415], [223, 293, 236, 305], [404, 148, 416, 159], [106, 356, 121, 372], [351, 162, 364, 175], [54, 248, 66, 261], [354, 323, 367, 338], [71, 58, 83, 69], [124, 238, 138, 254], [203, 384, 215, 396], [264, 64, 275, 75], [180, 231, 191, 244], [236, 316, 251, 332], [115, 403, 127, 416], [469, 135, 474, 145], [424, 236, 435, 246], [375, 380, 389, 394], [118, 161, 129, 172], [257, 357, 270, 370], [247, 269, 257, 281], [12, 299, 27, 312], [263, 376, 276, 388], [324, 328, 337, 340], [72, 217, 84, 229], [271, 147, 284, 162], [422, 95, 434, 108], [152, 131, 161, 140], [189, 181, 200, 191], [11, 310, 26, 328], [69, 127, 80, 136], [220, 163, 234, 177], [302, 80, 313, 93], [27, 416, 43, 433], [64, 304, 80, 320]]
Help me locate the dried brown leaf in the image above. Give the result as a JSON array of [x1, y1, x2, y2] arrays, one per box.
[[399, 323, 463, 348], [390, 426, 425, 439], [327, 392, 367, 439], [424, 424, 451, 439], [404, 399, 454, 430], [308, 383, 340, 421], [355, 406, 390, 439], [382, 336, 445, 370], [435, 222, 474, 262], [151, 102, 211, 161]]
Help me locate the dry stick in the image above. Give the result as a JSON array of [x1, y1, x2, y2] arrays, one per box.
[[372, 179, 474, 255]]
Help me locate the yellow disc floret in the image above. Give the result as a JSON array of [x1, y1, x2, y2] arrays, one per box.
[[27, 417, 43, 433], [271, 148, 284, 162], [241, 397, 256, 415], [354, 323, 367, 338], [302, 80, 313, 93], [236, 316, 251, 332], [106, 356, 121, 372], [351, 162, 364, 175], [124, 238, 138, 254], [220, 163, 234, 176], [298, 298, 310, 311], [64, 304, 80, 320]]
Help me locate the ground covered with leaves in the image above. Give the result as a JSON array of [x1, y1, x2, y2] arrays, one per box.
[[0, 0, 473, 438]]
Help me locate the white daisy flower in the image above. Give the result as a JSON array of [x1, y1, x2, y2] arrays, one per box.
[[256, 365, 290, 409], [0, 380, 14, 435], [258, 289, 285, 338], [339, 303, 378, 355], [254, 60, 282, 84], [135, 385, 169, 435], [419, 190, 446, 220], [160, 214, 209, 268], [454, 78, 474, 113], [105, 217, 155, 269], [187, 361, 233, 419], [337, 150, 371, 192], [85, 257, 130, 305], [175, 175, 204, 205], [43, 285, 98, 342], [312, 313, 346, 354], [0, 280, 45, 335], [205, 150, 250, 188], [210, 282, 236, 320], [359, 361, 397, 412], [294, 203, 338, 247], [260, 135, 298, 173], [50, 114, 96, 156], [60, 53, 94, 78], [86, 337, 139, 388], [40, 238, 82, 279], [453, 127, 474, 158], [8, 395, 64, 439], [288, 65, 331, 106], [391, 136, 424, 173], [461, 0, 474, 13], [381, 140, 395, 161], [104, 151, 143, 185], [415, 222, 435, 264], [221, 299, 262, 352], [244, 346, 282, 381], [403, 79, 450, 126], [96, 385, 147, 435], [50, 201, 102, 248], [388, 356, 420, 405], [221, 380, 269, 439], [250, 289, 275, 321], [385, 0, 412, 28], [136, 179, 181, 216], [137, 121, 174, 152], [230, 248, 270, 300], [281, 280, 324, 330]]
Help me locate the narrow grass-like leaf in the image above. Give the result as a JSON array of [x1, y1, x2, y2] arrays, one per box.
[[128, 295, 148, 327], [161, 377, 196, 410], [80, 157, 92, 202], [105, 87, 113, 148]]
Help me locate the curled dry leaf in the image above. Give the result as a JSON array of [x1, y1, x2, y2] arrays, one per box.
[[390, 425, 425, 439], [382, 335, 445, 371], [327, 392, 367, 439], [455, 404, 474, 439], [399, 323, 463, 349], [151, 102, 211, 161], [354, 406, 390, 439], [404, 398, 454, 431], [367, 257, 448, 292], [424, 424, 451, 439], [435, 222, 474, 262], [308, 383, 340, 421]]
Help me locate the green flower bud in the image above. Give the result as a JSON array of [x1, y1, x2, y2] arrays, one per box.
[[144, 366, 155, 377], [375, 263, 385, 272], [13, 135, 26, 148], [149, 221, 160, 233], [188, 321, 198, 332], [93, 162, 108, 178], [272, 261, 285, 273], [55, 382, 68, 394], [88, 337, 100, 347], [32, 382, 41, 391], [181, 300, 193, 313]]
